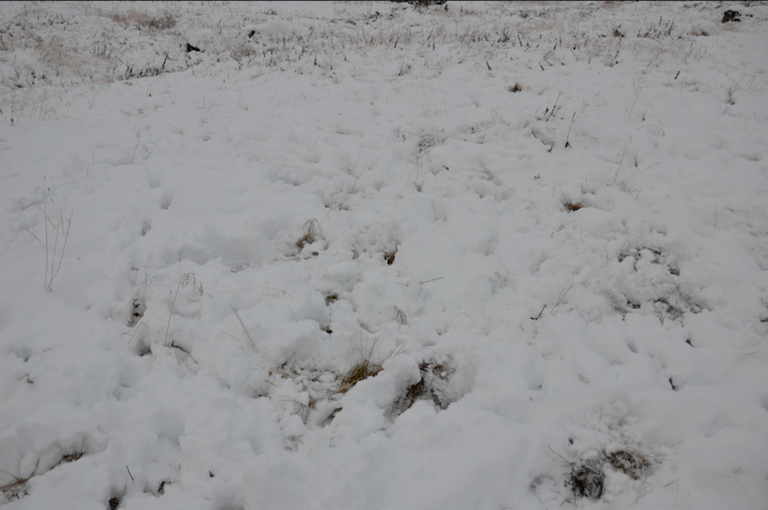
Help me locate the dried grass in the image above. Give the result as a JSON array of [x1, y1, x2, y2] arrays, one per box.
[[563, 199, 583, 212], [335, 338, 404, 394], [0, 472, 31, 501], [109, 9, 177, 31], [607, 449, 650, 480], [296, 219, 324, 250], [389, 358, 455, 418], [336, 356, 383, 394]]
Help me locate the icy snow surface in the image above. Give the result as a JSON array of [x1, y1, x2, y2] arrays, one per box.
[[1, 1, 768, 509]]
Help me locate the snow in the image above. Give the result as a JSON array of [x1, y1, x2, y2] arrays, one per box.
[[1, 1, 767, 509]]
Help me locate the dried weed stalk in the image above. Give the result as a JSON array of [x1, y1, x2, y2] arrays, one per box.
[[22, 189, 73, 292]]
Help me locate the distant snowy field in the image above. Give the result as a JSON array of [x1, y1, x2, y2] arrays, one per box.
[[1, 1, 767, 509]]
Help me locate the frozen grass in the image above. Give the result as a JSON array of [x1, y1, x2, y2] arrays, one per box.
[[0, 1, 716, 120], [0, 468, 34, 502], [295, 219, 324, 251], [564, 447, 652, 500], [336, 356, 383, 394], [335, 338, 403, 394], [389, 358, 456, 418]]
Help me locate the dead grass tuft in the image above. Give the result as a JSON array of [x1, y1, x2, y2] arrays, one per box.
[[296, 219, 324, 250], [653, 284, 701, 322], [637, 16, 674, 39], [335, 338, 403, 394], [394, 307, 407, 325], [389, 358, 455, 418], [384, 249, 397, 265], [562, 447, 651, 500], [61, 446, 86, 463], [417, 130, 445, 154], [563, 198, 583, 212], [62, 452, 83, 463], [110, 9, 177, 31], [0, 472, 31, 501], [336, 357, 383, 394], [568, 460, 604, 499], [109, 495, 122, 510], [293, 395, 318, 423], [607, 449, 650, 480]]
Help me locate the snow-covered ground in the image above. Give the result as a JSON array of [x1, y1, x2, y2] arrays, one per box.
[[1, 1, 767, 508]]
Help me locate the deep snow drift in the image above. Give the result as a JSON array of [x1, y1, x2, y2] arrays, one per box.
[[1, 2, 767, 509]]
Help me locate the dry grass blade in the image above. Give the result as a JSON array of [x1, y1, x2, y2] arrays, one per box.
[[231, 305, 257, 350], [551, 283, 574, 313], [569, 461, 604, 499], [336, 356, 383, 394]]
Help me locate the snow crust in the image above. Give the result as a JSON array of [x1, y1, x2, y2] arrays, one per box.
[[1, 2, 767, 509]]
